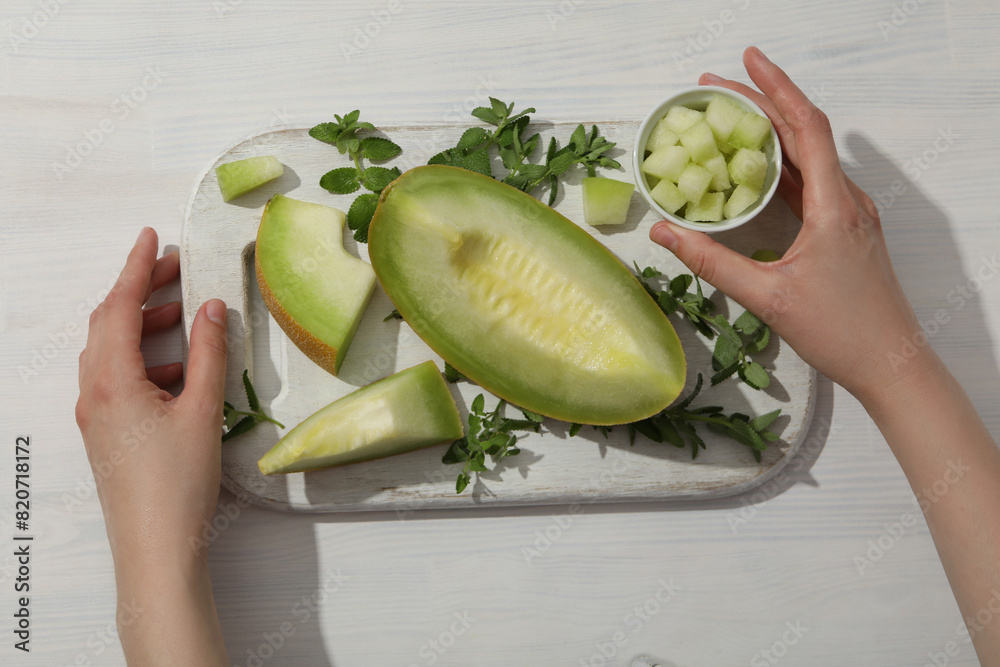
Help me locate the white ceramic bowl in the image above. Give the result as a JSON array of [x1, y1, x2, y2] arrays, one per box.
[[633, 85, 782, 233]]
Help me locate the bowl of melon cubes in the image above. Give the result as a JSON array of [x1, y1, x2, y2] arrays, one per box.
[[633, 86, 782, 232]]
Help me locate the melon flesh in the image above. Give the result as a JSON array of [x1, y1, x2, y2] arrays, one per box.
[[216, 155, 283, 202], [257, 361, 464, 474], [368, 165, 686, 425], [581, 177, 635, 226], [255, 194, 376, 375]]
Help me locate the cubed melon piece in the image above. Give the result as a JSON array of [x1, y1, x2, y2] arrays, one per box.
[[728, 113, 772, 151], [216, 156, 284, 202], [728, 148, 768, 191], [706, 94, 747, 145], [646, 120, 679, 153], [650, 178, 687, 214], [641, 145, 690, 183], [702, 155, 731, 191], [686, 192, 726, 222], [679, 119, 720, 164], [724, 184, 762, 219], [662, 106, 705, 134], [581, 177, 634, 226], [677, 164, 714, 204]]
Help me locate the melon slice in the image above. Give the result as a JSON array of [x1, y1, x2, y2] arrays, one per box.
[[258, 361, 463, 474], [255, 194, 376, 375]]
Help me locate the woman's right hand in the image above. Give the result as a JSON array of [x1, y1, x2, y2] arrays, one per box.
[[649, 46, 931, 404]]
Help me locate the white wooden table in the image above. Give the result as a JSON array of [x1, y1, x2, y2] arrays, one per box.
[[2, 1, 998, 665]]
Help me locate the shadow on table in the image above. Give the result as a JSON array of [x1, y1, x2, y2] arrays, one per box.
[[842, 132, 1000, 435]]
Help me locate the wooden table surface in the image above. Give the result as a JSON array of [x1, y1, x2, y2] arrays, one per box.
[[2, 1, 999, 665]]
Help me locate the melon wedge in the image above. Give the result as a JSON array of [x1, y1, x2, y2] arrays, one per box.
[[255, 194, 376, 375], [216, 155, 283, 202], [367, 165, 686, 425], [258, 361, 463, 474]]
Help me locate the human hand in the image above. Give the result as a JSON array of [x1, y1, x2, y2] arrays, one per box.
[[649, 47, 929, 403], [76, 227, 229, 664]]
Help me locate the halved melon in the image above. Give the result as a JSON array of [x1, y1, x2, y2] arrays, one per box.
[[367, 165, 686, 425]]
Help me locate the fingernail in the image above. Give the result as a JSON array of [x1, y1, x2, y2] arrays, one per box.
[[702, 72, 723, 82], [749, 46, 770, 63], [138, 226, 153, 241], [650, 222, 678, 251], [206, 299, 227, 327]]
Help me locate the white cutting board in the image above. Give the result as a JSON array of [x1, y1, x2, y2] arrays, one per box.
[[180, 122, 816, 513]]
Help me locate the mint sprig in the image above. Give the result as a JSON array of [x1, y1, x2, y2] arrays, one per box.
[[429, 98, 620, 205], [627, 374, 781, 462], [634, 264, 773, 390], [442, 394, 542, 494], [310, 111, 402, 242], [222, 369, 285, 443]]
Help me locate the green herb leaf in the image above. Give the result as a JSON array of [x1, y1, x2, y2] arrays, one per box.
[[222, 369, 285, 443], [734, 310, 763, 336], [320, 167, 361, 194], [457, 127, 489, 151], [362, 166, 400, 193], [739, 362, 770, 390], [347, 193, 380, 243], [309, 122, 343, 145], [749, 409, 782, 432], [242, 369, 260, 412], [222, 416, 256, 443], [444, 361, 466, 383], [471, 106, 500, 125], [361, 136, 402, 161]]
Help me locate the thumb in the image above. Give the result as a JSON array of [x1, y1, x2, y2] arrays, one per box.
[[649, 220, 773, 313], [183, 299, 228, 414]]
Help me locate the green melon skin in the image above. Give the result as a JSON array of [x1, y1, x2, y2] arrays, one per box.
[[367, 165, 687, 425], [216, 155, 284, 202], [258, 361, 464, 475]]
